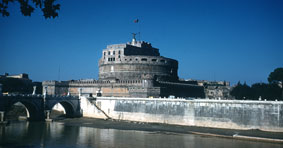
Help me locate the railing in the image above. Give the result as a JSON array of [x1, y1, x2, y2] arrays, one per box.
[[1, 93, 79, 99]]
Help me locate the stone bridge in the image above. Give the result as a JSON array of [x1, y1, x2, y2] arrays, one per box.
[[0, 94, 82, 122]]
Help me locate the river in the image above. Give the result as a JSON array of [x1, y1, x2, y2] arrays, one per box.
[[0, 121, 282, 148]]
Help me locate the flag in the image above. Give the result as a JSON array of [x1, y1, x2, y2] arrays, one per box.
[[134, 19, 139, 23]]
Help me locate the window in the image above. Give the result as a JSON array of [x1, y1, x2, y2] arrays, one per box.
[[113, 51, 115, 55], [108, 51, 110, 55], [136, 58, 138, 61], [118, 50, 121, 54], [151, 59, 157, 62], [108, 58, 116, 61], [160, 59, 165, 63], [104, 52, 106, 56], [118, 55, 121, 58], [141, 58, 147, 61]]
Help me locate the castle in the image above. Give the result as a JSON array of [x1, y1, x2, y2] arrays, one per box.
[[43, 35, 205, 98]]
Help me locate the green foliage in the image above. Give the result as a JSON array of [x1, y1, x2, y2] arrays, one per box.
[[251, 83, 281, 101], [268, 67, 283, 83], [230, 82, 252, 100], [268, 67, 283, 100], [231, 67, 283, 101], [231, 82, 282, 101], [0, 0, 60, 18]]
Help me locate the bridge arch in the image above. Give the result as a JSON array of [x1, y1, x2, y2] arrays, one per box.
[[6, 100, 43, 121], [1, 96, 81, 122], [50, 101, 76, 118]]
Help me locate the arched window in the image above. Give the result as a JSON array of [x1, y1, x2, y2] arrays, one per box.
[[141, 58, 147, 61]]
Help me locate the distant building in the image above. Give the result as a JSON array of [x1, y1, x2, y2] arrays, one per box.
[[43, 35, 205, 98], [0, 73, 29, 79], [195, 80, 231, 99], [0, 73, 41, 94]]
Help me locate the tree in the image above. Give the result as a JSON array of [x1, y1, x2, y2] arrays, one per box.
[[230, 81, 241, 99], [0, 0, 60, 19], [268, 68, 283, 83], [268, 67, 283, 100], [251, 83, 281, 101], [230, 68, 283, 101], [267, 83, 282, 100], [230, 81, 252, 100]]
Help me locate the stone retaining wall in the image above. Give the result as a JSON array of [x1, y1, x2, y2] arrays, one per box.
[[80, 97, 283, 132]]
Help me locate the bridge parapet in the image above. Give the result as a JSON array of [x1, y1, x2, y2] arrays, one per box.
[[45, 95, 79, 100]]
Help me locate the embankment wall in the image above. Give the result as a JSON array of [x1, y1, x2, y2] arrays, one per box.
[[80, 97, 283, 132]]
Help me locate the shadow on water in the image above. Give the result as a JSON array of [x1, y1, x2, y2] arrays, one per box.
[[1, 121, 283, 148], [0, 121, 80, 148], [50, 110, 66, 121]]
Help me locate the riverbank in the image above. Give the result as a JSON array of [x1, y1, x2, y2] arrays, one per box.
[[56, 117, 283, 144]]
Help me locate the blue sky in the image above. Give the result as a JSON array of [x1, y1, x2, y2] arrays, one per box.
[[0, 0, 282, 85]]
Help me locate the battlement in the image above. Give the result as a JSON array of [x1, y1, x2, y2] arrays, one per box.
[[106, 44, 127, 49], [126, 41, 152, 48], [42, 81, 69, 86], [100, 55, 178, 66], [69, 79, 143, 84]]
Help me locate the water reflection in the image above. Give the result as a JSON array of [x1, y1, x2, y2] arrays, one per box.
[[0, 121, 282, 148]]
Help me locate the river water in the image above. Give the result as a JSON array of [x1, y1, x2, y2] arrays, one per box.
[[0, 121, 282, 148]]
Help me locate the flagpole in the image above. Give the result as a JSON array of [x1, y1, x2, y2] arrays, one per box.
[[138, 19, 141, 41], [58, 65, 60, 81], [134, 19, 141, 41]]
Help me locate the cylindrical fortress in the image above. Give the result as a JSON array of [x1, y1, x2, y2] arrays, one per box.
[[98, 39, 179, 81], [43, 36, 205, 98]]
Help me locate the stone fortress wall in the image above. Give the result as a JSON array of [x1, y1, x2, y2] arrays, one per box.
[[99, 40, 178, 81], [99, 56, 178, 81]]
